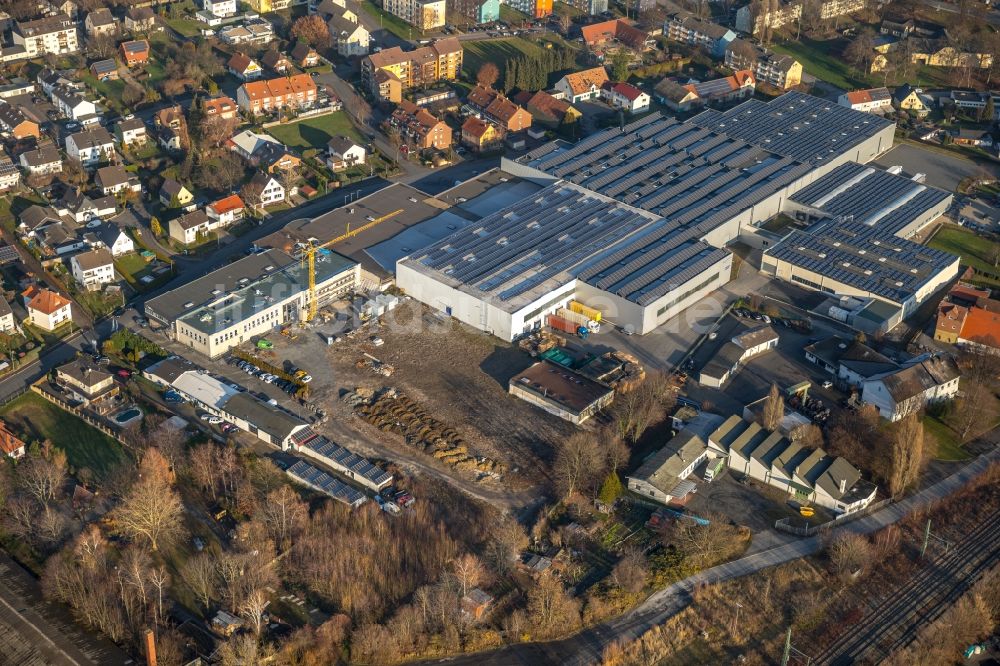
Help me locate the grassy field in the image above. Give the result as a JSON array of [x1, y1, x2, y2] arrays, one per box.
[[267, 112, 363, 150], [770, 37, 866, 90], [462, 37, 550, 79], [81, 74, 127, 114], [165, 17, 204, 38], [0, 393, 128, 478], [500, 4, 531, 22], [923, 415, 970, 461], [926, 223, 1000, 287], [360, 0, 417, 41]]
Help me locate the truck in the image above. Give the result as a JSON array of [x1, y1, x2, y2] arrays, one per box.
[[547, 314, 589, 338], [569, 300, 602, 322], [704, 457, 726, 482], [556, 307, 601, 333]]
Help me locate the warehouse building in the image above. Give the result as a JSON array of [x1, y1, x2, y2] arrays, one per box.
[[396, 181, 732, 338], [286, 460, 368, 509], [145, 248, 359, 358], [761, 162, 958, 326], [290, 427, 393, 491], [508, 360, 616, 424]]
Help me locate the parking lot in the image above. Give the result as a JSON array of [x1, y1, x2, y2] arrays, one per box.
[[874, 143, 999, 192]]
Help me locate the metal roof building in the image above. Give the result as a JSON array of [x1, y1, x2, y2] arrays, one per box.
[[286, 460, 368, 509]]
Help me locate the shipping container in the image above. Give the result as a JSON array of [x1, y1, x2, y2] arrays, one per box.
[[557, 307, 589, 326], [547, 314, 588, 337], [569, 300, 602, 322]]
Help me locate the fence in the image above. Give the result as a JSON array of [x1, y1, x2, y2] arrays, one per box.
[[261, 102, 343, 129], [774, 498, 892, 537], [30, 381, 130, 447]]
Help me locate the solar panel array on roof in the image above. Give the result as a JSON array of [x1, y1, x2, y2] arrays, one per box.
[[287, 460, 367, 508], [297, 429, 392, 487]]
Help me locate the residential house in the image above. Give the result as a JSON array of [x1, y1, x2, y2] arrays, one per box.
[[935, 284, 1000, 352], [0, 299, 14, 334], [326, 135, 366, 171], [699, 325, 779, 387], [724, 40, 803, 89], [70, 248, 115, 290], [627, 418, 724, 505], [204, 0, 238, 17], [466, 86, 533, 132], [93, 223, 135, 257], [54, 359, 120, 413], [158, 126, 183, 152], [207, 194, 245, 228], [256, 143, 301, 173], [361, 39, 463, 103], [382, 0, 446, 30], [804, 336, 898, 388], [114, 117, 147, 146], [838, 87, 893, 113], [0, 421, 27, 459], [50, 86, 98, 121], [85, 8, 117, 37], [125, 7, 157, 33], [517, 90, 582, 129], [249, 171, 285, 207], [168, 209, 212, 245], [46, 0, 79, 19], [461, 589, 494, 621], [260, 49, 292, 73], [19, 145, 63, 175], [600, 80, 650, 113], [228, 129, 283, 161], [461, 116, 500, 152], [38, 68, 79, 96], [65, 127, 115, 167], [290, 42, 320, 68], [0, 101, 40, 139], [217, 20, 275, 45], [17, 206, 64, 241], [325, 7, 369, 57], [228, 53, 263, 80], [892, 84, 929, 117], [0, 159, 19, 192], [580, 19, 654, 58], [119, 40, 150, 67], [89, 59, 119, 81], [55, 190, 116, 223], [735, 1, 802, 36], [554, 66, 610, 103], [235, 74, 318, 115], [26, 288, 72, 331], [947, 90, 1000, 119], [160, 179, 194, 208], [388, 100, 452, 150], [861, 354, 961, 421], [155, 105, 186, 132], [655, 70, 756, 112], [708, 415, 877, 514], [203, 95, 239, 120], [663, 11, 736, 57], [13, 14, 79, 57], [94, 165, 141, 196], [954, 129, 993, 147]]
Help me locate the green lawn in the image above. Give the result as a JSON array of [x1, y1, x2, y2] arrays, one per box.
[[462, 37, 550, 80], [81, 74, 127, 113], [115, 253, 164, 289], [165, 16, 204, 38], [770, 37, 866, 91], [266, 112, 363, 150], [923, 415, 970, 461], [926, 223, 1000, 287], [360, 0, 417, 41], [0, 392, 129, 478], [500, 4, 531, 22]]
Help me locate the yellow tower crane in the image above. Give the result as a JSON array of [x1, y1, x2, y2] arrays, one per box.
[[303, 208, 404, 322]]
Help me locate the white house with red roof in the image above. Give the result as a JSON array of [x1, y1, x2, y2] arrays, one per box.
[[837, 87, 892, 114], [600, 80, 650, 114], [25, 287, 72, 331], [207, 194, 245, 227]]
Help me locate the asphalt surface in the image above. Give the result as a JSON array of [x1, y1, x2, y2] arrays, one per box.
[[874, 142, 1000, 192], [420, 443, 1000, 666]]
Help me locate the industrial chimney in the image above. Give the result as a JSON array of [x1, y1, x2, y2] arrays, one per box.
[[144, 628, 157, 666]]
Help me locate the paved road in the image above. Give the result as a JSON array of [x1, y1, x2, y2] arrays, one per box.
[[917, 0, 1000, 26], [421, 444, 1000, 666], [0, 551, 129, 665]]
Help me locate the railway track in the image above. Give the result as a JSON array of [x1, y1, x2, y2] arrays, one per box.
[[815, 512, 1000, 665]]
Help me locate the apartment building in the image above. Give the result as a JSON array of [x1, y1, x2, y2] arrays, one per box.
[[663, 11, 737, 57], [724, 40, 803, 89], [735, 1, 802, 36], [362, 39, 462, 103], [13, 14, 79, 57], [236, 74, 318, 114], [65, 127, 115, 167], [382, 0, 446, 30], [505, 0, 553, 18]]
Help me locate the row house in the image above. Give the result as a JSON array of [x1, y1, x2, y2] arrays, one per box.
[[235, 74, 318, 115], [466, 86, 532, 132], [837, 87, 893, 113], [388, 100, 452, 151], [13, 14, 79, 57], [50, 85, 98, 121]]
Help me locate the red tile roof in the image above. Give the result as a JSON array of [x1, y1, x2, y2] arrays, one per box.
[[961, 306, 1000, 347], [209, 194, 245, 215], [28, 288, 71, 315]]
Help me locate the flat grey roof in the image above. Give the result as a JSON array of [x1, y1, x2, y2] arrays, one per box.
[[223, 392, 306, 441]]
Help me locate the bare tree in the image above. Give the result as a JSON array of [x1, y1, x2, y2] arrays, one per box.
[[609, 548, 647, 594], [888, 412, 924, 497], [844, 28, 877, 73], [181, 554, 217, 612], [148, 566, 170, 627], [526, 573, 581, 639], [19, 441, 67, 504], [761, 384, 784, 432], [451, 553, 486, 598], [241, 179, 266, 217], [827, 532, 871, 578], [111, 448, 184, 551], [553, 432, 607, 499], [260, 485, 308, 551], [666, 512, 747, 568], [476, 63, 500, 89], [240, 588, 269, 635]]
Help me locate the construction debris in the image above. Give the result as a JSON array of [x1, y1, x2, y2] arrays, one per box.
[[346, 388, 505, 478]]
